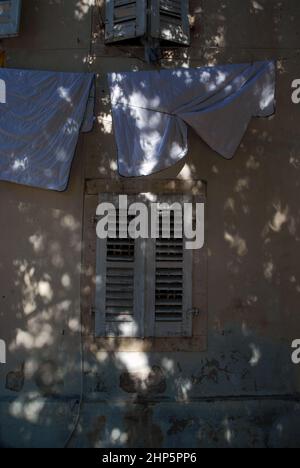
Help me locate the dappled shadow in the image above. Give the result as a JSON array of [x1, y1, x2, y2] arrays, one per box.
[[0, 0, 300, 449]]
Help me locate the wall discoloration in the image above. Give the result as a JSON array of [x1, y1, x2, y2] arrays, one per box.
[[6, 363, 25, 393], [192, 359, 232, 385], [87, 415, 107, 448], [167, 417, 194, 436], [124, 406, 164, 449]]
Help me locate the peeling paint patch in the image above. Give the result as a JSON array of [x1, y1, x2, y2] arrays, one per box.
[[167, 417, 194, 436], [5, 363, 25, 393], [124, 406, 164, 448], [88, 415, 106, 448]]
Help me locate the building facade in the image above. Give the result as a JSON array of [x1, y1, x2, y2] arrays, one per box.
[[0, 0, 300, 448]]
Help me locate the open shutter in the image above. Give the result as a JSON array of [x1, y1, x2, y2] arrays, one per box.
[[0, 0, 21, 38], [150, 0, 190, 45], [105, 0, 147, 43], [145, 195, 193, 337], [95, 195, 145, 338]]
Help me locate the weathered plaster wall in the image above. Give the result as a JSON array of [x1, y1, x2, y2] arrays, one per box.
[[0, 0, 300, 448]]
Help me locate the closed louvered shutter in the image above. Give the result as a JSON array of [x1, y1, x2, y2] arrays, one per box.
[[0, 0, 21, 38], [95, 195, 145, 338], [145, 195, 193, 337], [150, 0, 190, 45], [105, 0, 147, 43], [95, 193, 194, 339]]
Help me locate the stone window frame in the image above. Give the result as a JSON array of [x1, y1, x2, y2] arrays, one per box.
[[81, 178, 208, 352]]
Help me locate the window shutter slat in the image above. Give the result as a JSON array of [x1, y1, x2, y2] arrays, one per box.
[[0, 0, 22, 38], [150, 0, 190, 45], [105, 0, 147, 44]]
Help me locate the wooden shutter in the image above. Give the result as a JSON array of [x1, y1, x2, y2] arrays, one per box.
[[145, 195, 193, 338], [105, 0, 147, 43], [0, 0, 21, 38], [150, 0, 190, 45], [95, 195, 145, 338]]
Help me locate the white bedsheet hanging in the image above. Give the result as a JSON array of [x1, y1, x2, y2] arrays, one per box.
[[108, 61, 276, 177]]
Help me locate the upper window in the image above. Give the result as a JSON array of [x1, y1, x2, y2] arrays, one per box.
[[0, 0, 22, 38], [105, 0, 190, 46]]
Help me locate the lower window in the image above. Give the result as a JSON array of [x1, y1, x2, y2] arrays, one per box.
[[94, 192, 203, 339]]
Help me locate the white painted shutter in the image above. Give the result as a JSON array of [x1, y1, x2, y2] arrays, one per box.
[[145, 194, 193, 337], [105, 0, 147, 43], [95, 195, 145, 338], [150, 0, 190, 45], [0, 0, 21, 38]]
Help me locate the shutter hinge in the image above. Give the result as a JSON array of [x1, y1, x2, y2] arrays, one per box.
[[188, 308, 201, 317]]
